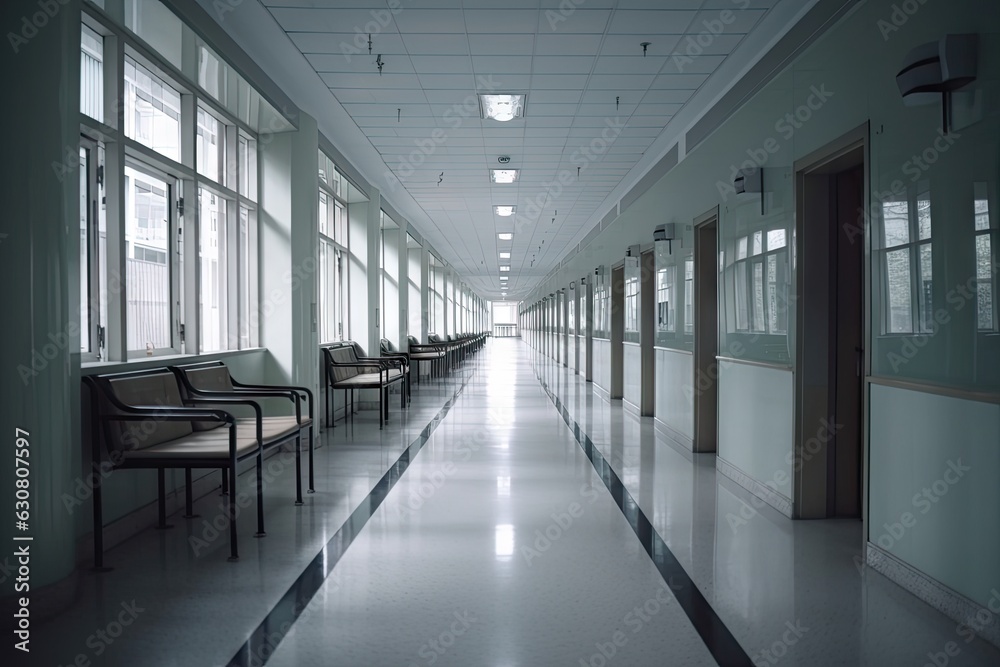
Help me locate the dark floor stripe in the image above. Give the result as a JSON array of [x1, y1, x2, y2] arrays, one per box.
[[532, 361, 754, 667], [227, 366, 478, 667]]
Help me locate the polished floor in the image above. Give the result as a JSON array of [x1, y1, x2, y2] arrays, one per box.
[[30, 339, 1000, 666]]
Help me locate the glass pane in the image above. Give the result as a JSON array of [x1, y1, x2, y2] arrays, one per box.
[[918, 243, 933, 332], [882, 200, 910, 248], [335, 201, 347, 244], [198, 44, 226, 103], [977, 235, 993, 280], [885, 248, 912, 334], [79, 147, 90, 352], [684, 259, 694, 334], [736, 236, 748, 260], [97, 145, 108, 356], [767, 251, 788, 335], [734, 262, 748, 332], [978, 283, 994, 331], [657, 267, 675, 333], [81, 25, 104, 121], [975, 182, 990, 231], [767, 228, 786, 250], [752, 231, 763, 256], [319, 191, 329, 237], [125, 0, 182, 68], [752, 260, 765, 333], [124, 57, 181, 161], [239, 135, 258, 201], [917, 186, 932, 240], [238, 206, 252, 349], [199, 189, 228, 352], [196, 108, 224, 182], [125, 166, 171, 351]]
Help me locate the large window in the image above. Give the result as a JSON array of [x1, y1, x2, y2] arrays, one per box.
[[318, 152, 349, 343], [657, 266, 675, 334], [879, 183, 933, 334], [593, 266, 610, 338], [729, 228, 788, 335], [81, 3, 269, 360]]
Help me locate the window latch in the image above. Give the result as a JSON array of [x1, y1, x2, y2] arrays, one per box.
[[177, 197, 184, 216], [179, 323, 185, 343], [96, 164, 104, 187]]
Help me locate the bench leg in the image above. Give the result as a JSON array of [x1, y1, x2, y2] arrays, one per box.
[[295, 434, 304, 505], [255, 450, 266, 538], [307, 425, 315, 494], [92, 464, 111, 571], [220, 468, 229, 495], [183, 468, 198, 518], [379, 387, 384, 429], [156, 469, 173, 529], [227, 465, 239, 562], [400, 381, 406, 409]]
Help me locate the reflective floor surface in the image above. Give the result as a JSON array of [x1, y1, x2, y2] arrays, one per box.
[[24, 339, 1000, 666]]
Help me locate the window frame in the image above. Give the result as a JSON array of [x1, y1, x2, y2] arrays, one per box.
[[878, 183, 934, 336]]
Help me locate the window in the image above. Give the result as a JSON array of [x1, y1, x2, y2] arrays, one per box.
[[238, 134, 258, 201], [81, 25, 104, 121], [578, 284, 587, 337], [975, 182, 997, 331], [238, 206, 258, 349], [318, 152, 349, 343], [568, 294, 576, 335], [124, 56, 181, 161], [657, 266, 675, 333], [624, 274, 639, 336], [727, 228, 789, 335], [880, 183, 933, 334], [125, 165, 174, 352], [198, 188, 228, 352]]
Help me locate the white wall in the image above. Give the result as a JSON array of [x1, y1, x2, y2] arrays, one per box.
[[655, 348, 694, 444]]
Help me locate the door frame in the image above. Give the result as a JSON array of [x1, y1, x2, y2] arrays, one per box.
[[693, 206, 719, 453], [793, 122, 870, 526]]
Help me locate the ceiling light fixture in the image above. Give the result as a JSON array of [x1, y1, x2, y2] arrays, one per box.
[[495, 205, 516, 217], [497, 232, 513, 240], [491, 169, 519, 184], [500, 266, 510, 272], [480, 94, 525, 122], [499, 252, 511, 259]]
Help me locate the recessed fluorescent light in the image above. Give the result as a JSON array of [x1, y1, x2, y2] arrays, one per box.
[[499, 252, 511, 259], [500, 266, 510, 272], [491, 169, 519, 184], [497, 232, 513, 240], [495, 205, 516, 217], [480, 94, 525, 122]]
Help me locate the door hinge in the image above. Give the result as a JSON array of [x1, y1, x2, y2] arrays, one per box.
[[96, 164, 104, 187]]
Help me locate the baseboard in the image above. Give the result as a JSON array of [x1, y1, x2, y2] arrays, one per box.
[[866, 543, 1000, 648], [653, 418, 693, 451], [593, 383, 611, 401], [715, 456, 793, 518], [622, 398, 640, 415]]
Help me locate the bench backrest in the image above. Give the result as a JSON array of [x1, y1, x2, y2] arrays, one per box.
[[173, 364, 235, 432], [101, 371, 193, 452], [325, 345, 361, 383]]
